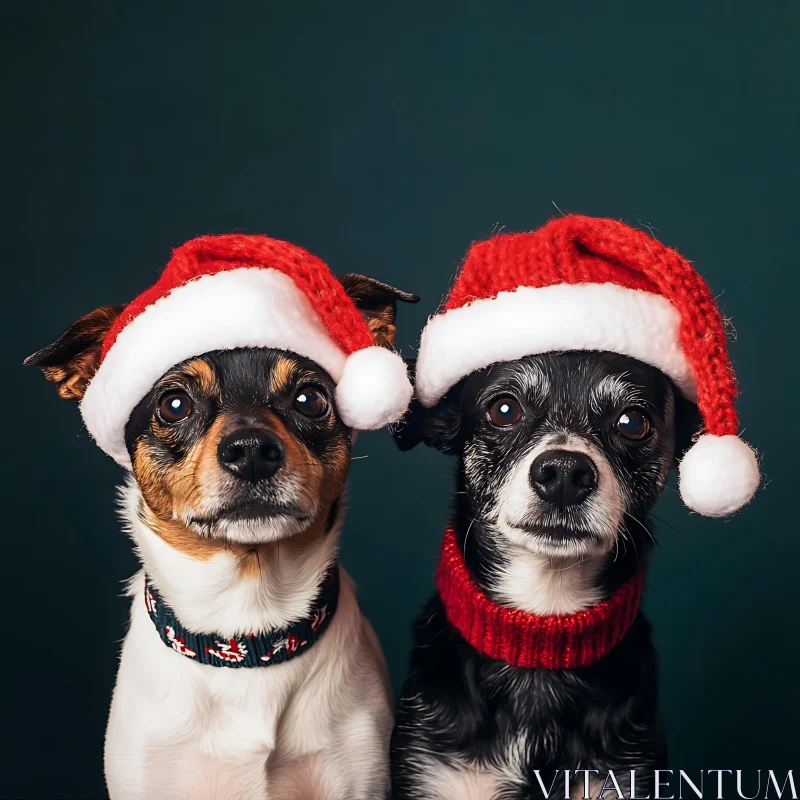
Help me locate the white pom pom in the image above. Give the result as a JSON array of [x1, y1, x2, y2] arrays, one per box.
[[678, 434, 760, 517], [335, 346, 413, 431]]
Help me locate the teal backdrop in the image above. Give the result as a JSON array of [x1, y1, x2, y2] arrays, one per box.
[[4, 2, 798, 796]]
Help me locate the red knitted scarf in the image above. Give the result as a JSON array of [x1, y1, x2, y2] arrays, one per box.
[[435, 528, 644, 669]]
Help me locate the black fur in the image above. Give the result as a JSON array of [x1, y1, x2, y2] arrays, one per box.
[[390, 352, 701, 799]]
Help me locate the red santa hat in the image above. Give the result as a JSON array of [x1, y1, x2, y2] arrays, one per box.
[[80, 234, 412, 468], [415, 215, 760, 518]]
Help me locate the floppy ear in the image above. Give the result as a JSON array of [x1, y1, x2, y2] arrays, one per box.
[[24, 305, 124, 401], [673, 389, 703, 462], [337, 274, 419, 348], [392, 362, 465, 454]]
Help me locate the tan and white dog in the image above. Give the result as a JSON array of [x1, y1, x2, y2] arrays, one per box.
[[26, 235, 417, 799]]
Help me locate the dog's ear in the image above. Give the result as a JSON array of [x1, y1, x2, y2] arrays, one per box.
[[393, 398, 464, 455], [393, 366, 465, 455], [673, 390, 703, 461], [337, 274, 419, 348], [24, 305, 124, 401], [392, 398, 428, 451]]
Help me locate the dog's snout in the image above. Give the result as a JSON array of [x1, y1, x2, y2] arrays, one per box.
[[217, 428, 284, 483], [529, 449, 597, 508]]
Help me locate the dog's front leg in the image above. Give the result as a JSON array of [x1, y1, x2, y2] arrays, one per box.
[[106, 710, 272, 800], [105, 606, 277, 800], [106, 730, 271, 800], [267, 711, 391, 800]]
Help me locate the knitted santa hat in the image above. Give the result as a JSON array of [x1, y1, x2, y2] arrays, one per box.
[[80, 234, 412, 468], [415, 215, 759, 518]]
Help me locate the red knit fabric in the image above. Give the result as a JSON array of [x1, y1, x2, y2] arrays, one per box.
[[100, 234, 374, 362], [436, 528, 644, 670], [446, 215, 737, 437]]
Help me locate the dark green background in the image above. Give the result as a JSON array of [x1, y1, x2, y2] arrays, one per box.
[[4, 2, 798, 797]]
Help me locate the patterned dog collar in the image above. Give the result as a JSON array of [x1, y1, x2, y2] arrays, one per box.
[[144, 566, 339, 668]]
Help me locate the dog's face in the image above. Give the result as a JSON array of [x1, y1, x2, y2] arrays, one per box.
[[27, 273, 417, 547], [123, 348, 350, 544], [400, 351, 700, 560]]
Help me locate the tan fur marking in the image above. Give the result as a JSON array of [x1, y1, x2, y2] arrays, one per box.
[[139, 503, 229, 560], [236, 547, 266, 580], [133, 436, 198, 523], [27, 305, 123, 401], [133, 418, 220, 558], [320, 438, 350, 505], [157, 358, 219, 400], [337, 272, 417, 349], [264, 410, 325, 505], [367, 314, 397, 348], [180, 415, 228, 516], [182, 359, 219, 398], [269, 356, 298, 395], [43, 344, 105, 399]]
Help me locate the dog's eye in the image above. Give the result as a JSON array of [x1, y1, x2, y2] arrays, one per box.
[[616, 408, 651, 440], [158, 391, 193, 424], [293, 385, 329, 418], [488, 396, 523, 427]]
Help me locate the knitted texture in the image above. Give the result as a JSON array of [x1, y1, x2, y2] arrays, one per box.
[[80, 232, 414, 465], [415, 214, 759, 516], [101, 234, 374, 362], [144, 565, 339, 669], [436, 529, 643, 669], [446, 216, 736, 438]]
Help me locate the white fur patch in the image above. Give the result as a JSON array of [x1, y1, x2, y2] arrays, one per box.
[[589, 374, 645, 416], [415, 283, 696, 409], [409, 753, 526, 800], [487, 433, 624, 615]]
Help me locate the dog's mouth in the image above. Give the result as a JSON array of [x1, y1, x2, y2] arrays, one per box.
[[502, 517, 610, 557], [513, 522, 602, 540], [188, 501, 310, 532], [515, 524, 603, 546]]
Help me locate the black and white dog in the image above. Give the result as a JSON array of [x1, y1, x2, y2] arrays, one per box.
[[391, 351, 701, 799]]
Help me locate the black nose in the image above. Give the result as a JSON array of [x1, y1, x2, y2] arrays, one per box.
[[217, 428, 284, 483], [529, 449, 598, 508]]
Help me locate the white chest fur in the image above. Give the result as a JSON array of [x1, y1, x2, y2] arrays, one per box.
[[104, 484, 392, 800]]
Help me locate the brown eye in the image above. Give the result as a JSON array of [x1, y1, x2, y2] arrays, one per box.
[[488, 396, 523, 427], [293, 385, 329, 418], [616, 408, 651, 440], [158, 391, 193, 424]]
